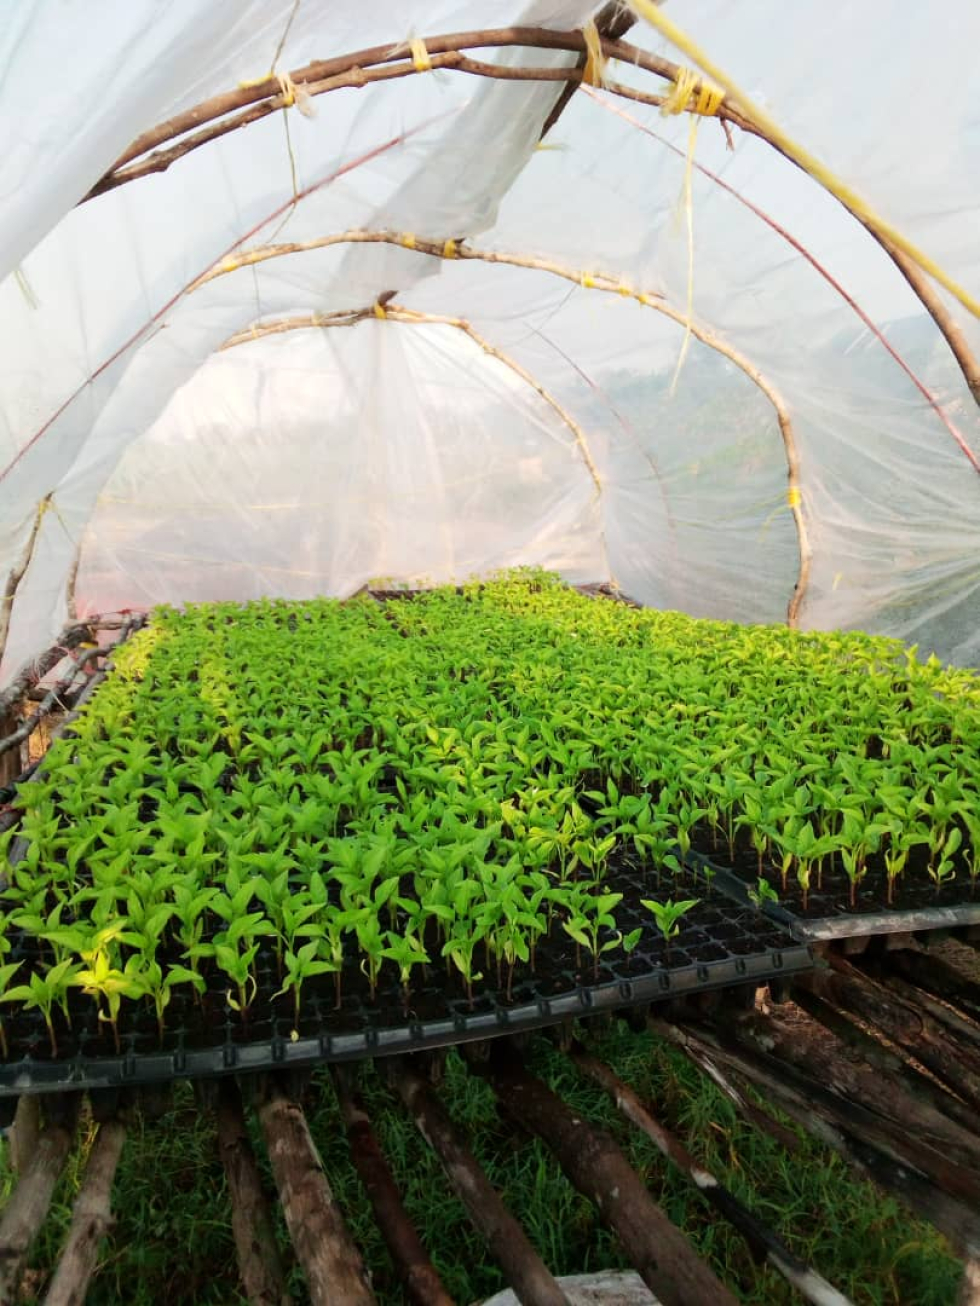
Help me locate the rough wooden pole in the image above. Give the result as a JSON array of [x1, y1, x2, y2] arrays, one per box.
[[205, 232, 810, 624], [8, 1097, 41, 1176], [256, 1079, 375, 1306], [215, 1079, 291, 1306], [476, 1043, 739, 1306], [387, 1058, 568, 1306], [332, 1068, 454, 1306], [0, 1101, 78, 1302], [571, 1046, 852, 1306], [43, 1118, 127, 1306]]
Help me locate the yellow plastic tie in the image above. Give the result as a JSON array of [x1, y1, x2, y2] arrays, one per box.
[[627, 0, 980, 320], [222, 258, 239, 273], [581, 19, 606, 88], [442, 238, 457, 259], [580, 272, 597, 289], [617, 279, 634, 297], [787, 485, 802, 509], [373, 302, 388, 320], [410, 37, 432, 73], [401, 232, 417, 250], [275, 72, 296, 107]]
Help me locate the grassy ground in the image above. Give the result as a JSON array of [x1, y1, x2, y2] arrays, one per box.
[[1, 1022, 963, 1304]]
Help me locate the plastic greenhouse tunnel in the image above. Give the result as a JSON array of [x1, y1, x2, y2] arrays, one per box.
[[0, 4, 979, 1306]]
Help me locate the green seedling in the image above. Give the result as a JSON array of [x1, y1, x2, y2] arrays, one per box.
[[640, 898, 699, 959]]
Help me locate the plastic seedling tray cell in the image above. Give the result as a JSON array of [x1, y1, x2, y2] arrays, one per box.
[[686, 840, 980, 943], [0, 864, 811, 1098]]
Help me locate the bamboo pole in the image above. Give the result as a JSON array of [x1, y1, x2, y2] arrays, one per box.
[[387, 1057, 568, 1306], [43, 1119, 127, 1306], [215, 1079, 291, 1306], [571, 1046, 852, 1306], [332, 1068, 454, 1306], [475, 1043, 740, 1306], [256, 1080, 375, 1306]]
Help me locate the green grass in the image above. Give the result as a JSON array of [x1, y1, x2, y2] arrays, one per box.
[[0, 1022, 962, 1304]]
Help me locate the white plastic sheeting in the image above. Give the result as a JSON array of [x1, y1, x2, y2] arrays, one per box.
[[0, 0, 978, 678]]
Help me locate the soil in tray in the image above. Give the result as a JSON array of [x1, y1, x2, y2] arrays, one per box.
[[690, 825, 980, 919], [0, 861, 797, 1067]]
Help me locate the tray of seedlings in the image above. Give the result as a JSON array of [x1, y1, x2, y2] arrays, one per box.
[[667, 630, 980, 942], [0, 573, 813, 1096]]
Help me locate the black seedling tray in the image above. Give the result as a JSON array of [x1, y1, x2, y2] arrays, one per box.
[[0, 865, 812, 1098], [686, 847, 980, 942]]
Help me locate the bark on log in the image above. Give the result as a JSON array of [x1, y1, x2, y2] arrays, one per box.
[[715, 1004, 980, 1203], [571, 1046, 852, 1306], [256, 1080, 374, 1306], [8, 1096, 41, 1176], [791, 984, 980, 1139], [387, 1057, 567, 1306], [811, 955, 980, 1112], [215, 1079, 291, 1306], [653, 1018, 980, 1258], [889, 948, 980, 1024], [43, 1118, 127, 1306], [332, 1068, 454, 1306], [0, 1109, 77, 1301], [475, 1044, 739, 1306]]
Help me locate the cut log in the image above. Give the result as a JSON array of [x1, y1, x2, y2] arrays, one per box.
[[43, 1118, 127, 1306], [387, 1057, 567, 1306], [332, 1068, 454, 1306], [889, 947, 980, 1024], [811, 954, 980, 1112], [736, 997, 980, 1179], [0, 1105, 77, 1301], [215, 1079, 291, 1306], [256, 1079, 374, 1305], [571, 1046, 852, 1306], [8, 1096, 41, 1176], [790, 984, 980, 1137], [652, 1019, 980, 1258], [474, 1043, 739, 1306]]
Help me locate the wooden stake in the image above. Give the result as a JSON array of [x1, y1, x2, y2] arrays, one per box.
[[332, 1068, 454, 1306], [652, 1017, 980, 1258], [256, 1079, 375, 1305], [43, 1118, 127, 1306], [0, 1103, 78, 1302], [571, 1045, 852, 1306], [475, 1043, 739, 1306], [215, 1079, 291, 1306], [387, 1057, 567, 1306]]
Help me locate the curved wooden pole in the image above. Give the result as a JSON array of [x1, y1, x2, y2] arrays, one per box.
[[206, 231, 811, 624], [219, 304, 614, 583], [83, 24, 980, 414]]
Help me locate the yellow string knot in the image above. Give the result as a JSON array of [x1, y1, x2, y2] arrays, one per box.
[[580, 272, 597, 290], [410, 38, 432, 73], [400, 233, 417, 250], [787, 486, 802, 509], [661, 66, 723, 117], [373, 302, 388, 320], [442, 238, 457, 259], [581, 19, 606, 87]]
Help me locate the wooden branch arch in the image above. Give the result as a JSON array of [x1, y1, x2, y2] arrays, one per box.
[[85, 22, 980, 416], [207, 233, 811, 625], [219, 303, 613, 584]]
